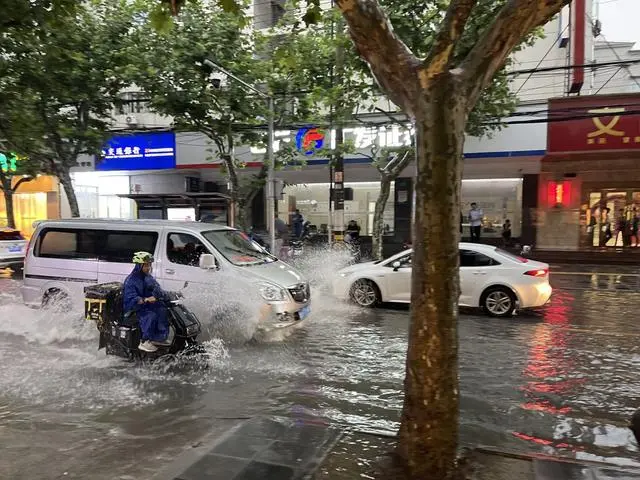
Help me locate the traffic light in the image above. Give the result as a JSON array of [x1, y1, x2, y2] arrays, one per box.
[[0, 152, 19, 174]]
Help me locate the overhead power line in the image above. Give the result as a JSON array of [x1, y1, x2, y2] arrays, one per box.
[[508, 58, 640, 76]]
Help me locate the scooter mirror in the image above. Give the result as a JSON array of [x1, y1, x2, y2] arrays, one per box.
[[199, 254, 217, 270]]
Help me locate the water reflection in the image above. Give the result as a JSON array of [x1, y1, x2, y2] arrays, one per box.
[[2, 265, 640, 476]]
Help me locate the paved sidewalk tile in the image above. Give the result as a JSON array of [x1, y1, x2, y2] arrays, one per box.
[[165, 416, 343, 480]]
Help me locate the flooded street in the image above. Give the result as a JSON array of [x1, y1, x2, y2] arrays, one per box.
[[1, 264, 640, 478]]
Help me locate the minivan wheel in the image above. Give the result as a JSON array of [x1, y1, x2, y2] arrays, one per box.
[[42, 289, 72, 313], [481, 287, 516, 317], [350, 279, 380, 307]]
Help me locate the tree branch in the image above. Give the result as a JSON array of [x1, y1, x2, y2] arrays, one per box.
[[335, 0, 421, 113], [460, 0, 571, 107], [388, 150, 412, 176], [11, 176, 33, 193], [418, 0, 478, 89]]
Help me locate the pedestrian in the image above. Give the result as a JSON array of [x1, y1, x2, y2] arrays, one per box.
[[345, 219, 361, 242], [615, 208, 628, 247], [631, 208, 639, 247], [292, 209, 304, 239], [501, 219, 512, 247], [274, 214, 289, 258], [468, 202, 483, 243], [602, 207, 612, 246]]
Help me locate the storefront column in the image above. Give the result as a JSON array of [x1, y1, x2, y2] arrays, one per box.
[[394, 177, 413, 244], [521, 174, 538, 246]]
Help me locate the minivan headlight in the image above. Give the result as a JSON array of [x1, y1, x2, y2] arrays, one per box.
[[258, 282, 287, 302]]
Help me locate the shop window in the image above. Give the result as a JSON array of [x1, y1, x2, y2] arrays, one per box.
[[279, 182, 395, 237], [36, 229, 99, 259], [167, 232, 210, 266], [460, 250, 499, 267], [100, 231, 158, 263], [461, 179, 523, 238]]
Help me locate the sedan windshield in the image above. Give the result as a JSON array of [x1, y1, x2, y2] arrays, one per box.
[[202, 229, 274, 266]]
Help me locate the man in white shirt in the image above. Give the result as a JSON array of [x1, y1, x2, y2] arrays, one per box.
[[468, 203, 483, 243]]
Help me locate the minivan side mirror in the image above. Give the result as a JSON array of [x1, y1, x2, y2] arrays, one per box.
[[199, 254, 217, 270], [392, 260, 402, 271]]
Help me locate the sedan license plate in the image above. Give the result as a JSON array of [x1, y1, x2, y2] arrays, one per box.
[[8, 244, 22, 253], [298, 305, 310, 320]]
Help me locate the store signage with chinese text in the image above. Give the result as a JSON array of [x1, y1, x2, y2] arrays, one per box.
[[547, 94, 640, 153], [251, 124, 413, 155], [97, 132, 176, 171]]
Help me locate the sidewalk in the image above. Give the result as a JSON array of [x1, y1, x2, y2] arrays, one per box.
[[151, 416, 640, 479], [529, 248, 640, 266]]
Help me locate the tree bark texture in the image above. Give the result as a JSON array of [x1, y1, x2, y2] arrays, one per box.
[[58, 168, 80, 217], [372, 175, 390, 261], [334, 0, 572, 478], [396, 79, 467, 479], [4, 190, 15, 229]]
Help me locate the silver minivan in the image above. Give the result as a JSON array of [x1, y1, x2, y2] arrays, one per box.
[[21, 219, 311, 326]]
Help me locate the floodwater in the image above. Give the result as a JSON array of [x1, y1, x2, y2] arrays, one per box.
[[1, 261, 640, 479]]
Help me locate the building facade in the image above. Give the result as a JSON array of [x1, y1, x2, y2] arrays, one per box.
[[4, 0, 635, 253]]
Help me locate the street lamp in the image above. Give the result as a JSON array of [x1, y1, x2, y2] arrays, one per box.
[[202, 59, 276, 251]]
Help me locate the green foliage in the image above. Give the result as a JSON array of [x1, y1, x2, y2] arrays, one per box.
[[133, 2, 265, 158], [0, 0, 141, 215]]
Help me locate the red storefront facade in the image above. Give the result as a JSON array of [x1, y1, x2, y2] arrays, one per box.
[[538, 93, 640, 250]]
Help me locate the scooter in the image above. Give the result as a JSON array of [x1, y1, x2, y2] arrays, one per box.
[[84, 282, 206, 362]]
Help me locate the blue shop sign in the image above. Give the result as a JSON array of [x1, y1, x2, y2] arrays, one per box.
[[97, 132, 176, 171]]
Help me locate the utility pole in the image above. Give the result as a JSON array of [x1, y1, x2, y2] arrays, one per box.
[[331, 9, 346, 244], [266, 96, 275, 251], [201, 59, 275, 249]]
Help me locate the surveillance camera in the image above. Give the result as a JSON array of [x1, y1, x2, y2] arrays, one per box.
[[209, 72, 224, 89]]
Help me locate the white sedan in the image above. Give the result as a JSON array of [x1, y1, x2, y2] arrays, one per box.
[[333, 242, 552, 317], [0, 228, 27, 271]]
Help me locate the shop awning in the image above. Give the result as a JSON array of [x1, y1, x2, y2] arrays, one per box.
[[117, 192, 231, 209]]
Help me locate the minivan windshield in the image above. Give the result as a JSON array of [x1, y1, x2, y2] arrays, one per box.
[[202, 229, 274, 266]]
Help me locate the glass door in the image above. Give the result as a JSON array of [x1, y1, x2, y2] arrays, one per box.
[[584, 189, 640, 247]]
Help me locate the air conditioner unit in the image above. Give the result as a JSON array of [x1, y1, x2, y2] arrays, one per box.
[[125, 116, 138, 126]]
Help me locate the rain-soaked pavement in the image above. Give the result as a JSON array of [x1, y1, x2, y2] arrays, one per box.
[[2, 261, 640, 479]]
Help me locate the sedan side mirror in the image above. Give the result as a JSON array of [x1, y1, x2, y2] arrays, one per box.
[[392, 260, 401, 271], [199, 253, 217, 270]]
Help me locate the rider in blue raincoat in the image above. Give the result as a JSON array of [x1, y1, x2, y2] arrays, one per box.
[[123, 251, 171, 353]]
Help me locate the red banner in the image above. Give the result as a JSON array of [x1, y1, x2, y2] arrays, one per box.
[[547, 94, 640, 153]]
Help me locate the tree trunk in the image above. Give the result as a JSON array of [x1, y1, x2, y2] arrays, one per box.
[[58, 168, 80, 217], [2, 187, 16, 229], [372, 174, 391, 260], [397, 79, 466, 479]]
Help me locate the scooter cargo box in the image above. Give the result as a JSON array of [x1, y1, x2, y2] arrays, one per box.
[[84, 282, 123, 326]]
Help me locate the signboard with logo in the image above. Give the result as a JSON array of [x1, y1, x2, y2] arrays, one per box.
[[97, 132, 176, 171], [250, 124, 413, 156], [547, 94, 640, 153]]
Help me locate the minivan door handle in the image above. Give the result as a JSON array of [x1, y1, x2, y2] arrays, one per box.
[[165, 269, 175, 275], [473, 271, 487, 275]]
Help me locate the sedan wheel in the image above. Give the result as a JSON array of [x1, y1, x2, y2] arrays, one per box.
[[350, 279, 379, 307], [482, 287, 516, 317]]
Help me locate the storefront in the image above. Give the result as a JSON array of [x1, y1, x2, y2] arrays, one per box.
[[538, 93, 640, 250], [0, 175, 61, 237], [280, 177, 527, 241]]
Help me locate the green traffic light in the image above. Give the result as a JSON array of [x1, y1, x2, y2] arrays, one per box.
[[0, 152, 19, 173]]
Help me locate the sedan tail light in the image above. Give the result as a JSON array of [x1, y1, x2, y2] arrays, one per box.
[[524, 268, 548, 277]]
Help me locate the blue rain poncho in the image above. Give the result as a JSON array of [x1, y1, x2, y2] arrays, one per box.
[[123, 264, 169, 342]]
